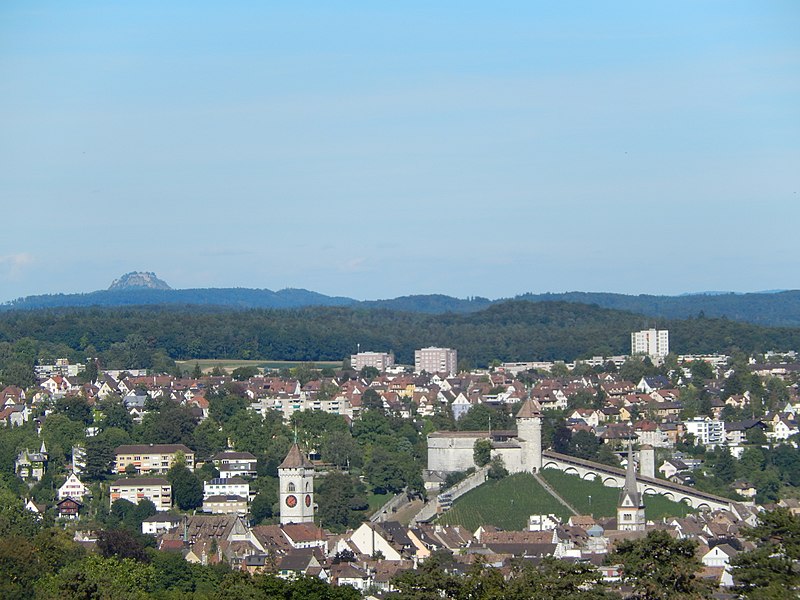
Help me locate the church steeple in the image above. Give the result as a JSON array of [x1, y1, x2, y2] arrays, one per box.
[[617, 442, 646, 531], [278, 443, 315, 525]]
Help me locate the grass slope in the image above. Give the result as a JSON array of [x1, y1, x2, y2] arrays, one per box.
[[540, 469, 693, 521], [436, 473, 572, 531], [437, 470, 694, 532]]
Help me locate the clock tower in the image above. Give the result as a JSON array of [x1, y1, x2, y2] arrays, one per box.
[[279, 443, 315, 524]]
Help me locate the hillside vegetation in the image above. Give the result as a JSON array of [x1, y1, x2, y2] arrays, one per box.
[[2, 301, 800, 371], [6, 286, 800, 327]]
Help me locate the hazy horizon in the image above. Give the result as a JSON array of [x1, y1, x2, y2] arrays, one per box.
[[3, 2, 798, 301]]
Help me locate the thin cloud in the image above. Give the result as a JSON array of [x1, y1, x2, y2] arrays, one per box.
[[0, 252, 35, 277]]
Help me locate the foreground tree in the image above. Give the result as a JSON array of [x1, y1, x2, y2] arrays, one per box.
[[731, 508, 800, 598], [607, 529, 710, 600]]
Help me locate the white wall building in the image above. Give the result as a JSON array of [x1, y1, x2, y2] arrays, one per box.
[[684, 417, 725, 448], [631, 329, 669, 359], [58, 473, 89, 501], [203, 477, 250, 500], [350, 351, 394, 372], [415, 347, 458, 376]]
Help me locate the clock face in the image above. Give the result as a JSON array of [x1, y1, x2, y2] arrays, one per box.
[[285, 494, 297, 508], [305, 494, 312, 507]]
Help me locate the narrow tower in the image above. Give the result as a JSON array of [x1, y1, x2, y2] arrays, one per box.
[[516, 398, 543, 472], [279, 443, 315, 525], [617, 443, 646, 531]]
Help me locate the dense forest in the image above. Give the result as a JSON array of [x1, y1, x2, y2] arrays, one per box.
[[1, 301, 800, 376], [6, 286, 800, 327]]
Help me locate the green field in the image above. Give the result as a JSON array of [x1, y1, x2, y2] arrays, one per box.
[[540, 468, 693, 521], [367, 491, 392, 515], [437, 473, 572, 531], [436, 470, 694, 532], [175, 359, 341, 374]]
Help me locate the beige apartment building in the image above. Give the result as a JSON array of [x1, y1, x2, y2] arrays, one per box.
[[109, 477, 173, 511], [113, 444, 195, 475]]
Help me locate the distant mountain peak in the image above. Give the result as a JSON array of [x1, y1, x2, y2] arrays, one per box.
[[109, 271, 171, 290]]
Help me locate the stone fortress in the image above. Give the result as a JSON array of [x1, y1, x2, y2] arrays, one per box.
[[426, 398, 734, 513]]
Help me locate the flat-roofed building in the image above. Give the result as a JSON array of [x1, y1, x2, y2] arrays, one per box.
[[110, 477, 172, 511], [631, 329, 669, 359], [350, 351, 395, 372], [212, 451, 257, 478], [415, 347, 458, 376], [113, 444, 195, 475]]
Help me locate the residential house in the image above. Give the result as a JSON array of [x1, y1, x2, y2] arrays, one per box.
[[142, 513, 182, 535], [56, 497, 82, 519], [58, 472, 89, 501]]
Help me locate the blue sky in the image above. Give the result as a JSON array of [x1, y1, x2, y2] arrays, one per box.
[[1, 1, 798, 302]]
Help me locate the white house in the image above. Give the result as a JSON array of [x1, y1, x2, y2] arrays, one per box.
[[348, 522, 403, 561], [58, 473, 88, 501]]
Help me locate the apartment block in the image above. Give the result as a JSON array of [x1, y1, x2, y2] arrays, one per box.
[[414, 347, 458, 376], [113, 444, 195, 475], [350, 351, 395, 372], [631, 329, 669, 358], [110, 477, 173, 511]]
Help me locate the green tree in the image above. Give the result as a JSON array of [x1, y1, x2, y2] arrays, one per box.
[[361, 388, 384, 411], [232, 366, 260, 380], [55, 396, 94, 425], [320, 430, 363, 469], [473, 439, 492, 467], [359, 366, 380, 381], [316, 471, 368, 532], [608, 529, 710, 600], [487, 456, 508, 480], [731, 508, 800, 598], [36, 554, 156, 600], [167, 463, 203, 511]]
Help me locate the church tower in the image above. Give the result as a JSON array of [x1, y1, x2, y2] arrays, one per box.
[[279, 443, 315, 525], [617, 443, 646, 531], [516, 398, 543, 472]]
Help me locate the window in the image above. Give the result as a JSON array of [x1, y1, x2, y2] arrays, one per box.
[[287, 483, 296, 492]]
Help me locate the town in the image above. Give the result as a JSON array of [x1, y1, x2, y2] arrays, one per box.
[[0, 329, 798, 598]]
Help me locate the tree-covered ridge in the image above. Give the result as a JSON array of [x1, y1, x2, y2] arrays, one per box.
[[6, 286, 800, 326], [2, 301, 800, 375]]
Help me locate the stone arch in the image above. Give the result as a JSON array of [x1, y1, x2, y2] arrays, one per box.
[[603, 477, 620, 487], [564, 467, 580, 477], [680, 496, 693, 506], [582, 472, 596, 481], [663, 491, 675, 501], [542, 461, 559, 471], [643, 487, 657, 495], [697, 503, 711, 512]]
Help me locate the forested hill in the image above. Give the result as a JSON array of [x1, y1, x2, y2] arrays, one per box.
[[5, 287, 800, 327], [1, 287, 356, 311], [2, 301, 800, 370], [516, 290, 800, 327]]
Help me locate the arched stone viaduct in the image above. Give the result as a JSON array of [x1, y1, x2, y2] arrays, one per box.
[[541, 451, 732, 512]]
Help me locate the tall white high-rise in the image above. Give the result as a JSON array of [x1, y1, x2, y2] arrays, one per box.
[[414, 347, 458, 376], [631, 329, 669, 358]]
